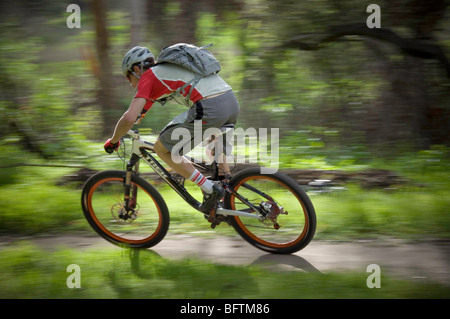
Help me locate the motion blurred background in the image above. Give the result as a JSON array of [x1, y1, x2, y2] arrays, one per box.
[[0, 0, 449, 299]]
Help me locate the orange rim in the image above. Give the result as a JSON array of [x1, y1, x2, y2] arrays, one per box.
[[230, 175, 309, 249], [87, 177, 163, 244]]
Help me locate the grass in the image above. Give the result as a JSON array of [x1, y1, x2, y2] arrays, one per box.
[[0, 241, 449, 299], [312, 185, 450, 240], [1, 163, 449, 240], [0, 166, 89, 235]]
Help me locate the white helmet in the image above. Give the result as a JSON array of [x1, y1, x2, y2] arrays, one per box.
[[121, 46, 155, 77]]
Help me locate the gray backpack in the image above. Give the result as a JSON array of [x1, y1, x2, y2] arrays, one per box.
[[155, 43, 221, 106]]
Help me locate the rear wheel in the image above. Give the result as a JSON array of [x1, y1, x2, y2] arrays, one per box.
[[224, 168, 316, 254], [81, 170, 169, 248]]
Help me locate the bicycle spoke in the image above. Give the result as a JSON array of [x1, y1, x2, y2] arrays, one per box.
[[86, 176, 164, 244], [228, 173, 313, 251]]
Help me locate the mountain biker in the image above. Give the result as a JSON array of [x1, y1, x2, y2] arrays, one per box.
[[103, 46, 240, 214]]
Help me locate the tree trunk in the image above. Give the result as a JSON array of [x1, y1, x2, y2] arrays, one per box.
[[91, 0, 120, 138], [130, 0, 147, 46]]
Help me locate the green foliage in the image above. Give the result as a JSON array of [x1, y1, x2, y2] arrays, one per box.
[[0, 166, 88, 234], [278, 129, 369, 170], [1, 0, 449, 167], [314, 186, 450, 240], [0, 34, 92, 162]]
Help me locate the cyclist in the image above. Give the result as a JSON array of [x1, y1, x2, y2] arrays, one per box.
[[104, 46, 240, 214]]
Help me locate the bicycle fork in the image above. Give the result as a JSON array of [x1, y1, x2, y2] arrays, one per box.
[[123, 153, 140, 218]]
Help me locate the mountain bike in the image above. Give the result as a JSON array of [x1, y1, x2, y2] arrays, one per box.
[[81, 128, 316, 254]]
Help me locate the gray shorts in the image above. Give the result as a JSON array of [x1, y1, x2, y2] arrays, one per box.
[[158, 90, 240, 156]]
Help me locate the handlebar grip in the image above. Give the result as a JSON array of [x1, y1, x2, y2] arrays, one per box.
[[104, 139, 120, 154]]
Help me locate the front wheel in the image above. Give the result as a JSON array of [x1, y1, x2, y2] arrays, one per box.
[[224, 168, 316, 254], [81, 170, 169, 248]]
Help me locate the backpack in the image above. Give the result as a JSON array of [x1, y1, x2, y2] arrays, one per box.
[[155, 43, 221, 106]]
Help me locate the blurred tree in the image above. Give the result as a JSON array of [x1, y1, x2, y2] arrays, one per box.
[[130, 0, 147, 46], [276, 0, 450, 150], [91, 0, 121, 138], [146, 0, 244, 47]]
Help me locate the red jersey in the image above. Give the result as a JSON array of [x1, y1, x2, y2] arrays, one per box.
[[134, 63, 232, 112]]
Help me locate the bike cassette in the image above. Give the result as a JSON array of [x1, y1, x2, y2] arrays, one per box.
[[260, 200, 287, 229]]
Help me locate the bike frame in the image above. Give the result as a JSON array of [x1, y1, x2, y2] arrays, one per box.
[[124, 129, 264, 220]]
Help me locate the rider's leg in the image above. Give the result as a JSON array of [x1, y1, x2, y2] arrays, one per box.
[[212, 131, 233, 179], [154, 138, 224, 213], [219, 158, 231, 176], [206, 138, 231, 177], [154, 139, 215, 194], [154, 139, 194, 178]]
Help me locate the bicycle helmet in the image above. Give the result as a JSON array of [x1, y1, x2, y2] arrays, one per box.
[[121, 46, 155, 77]]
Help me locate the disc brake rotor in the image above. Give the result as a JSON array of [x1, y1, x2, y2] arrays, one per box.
[[111, 203, 138, 224]]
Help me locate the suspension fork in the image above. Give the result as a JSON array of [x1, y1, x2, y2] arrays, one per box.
[[124, 153, 140, 211]]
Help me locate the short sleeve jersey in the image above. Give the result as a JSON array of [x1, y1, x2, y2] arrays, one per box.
[[134, 63, 232, 112]]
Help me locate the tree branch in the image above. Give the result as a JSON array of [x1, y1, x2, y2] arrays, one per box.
[[281, 23, 450, 78]]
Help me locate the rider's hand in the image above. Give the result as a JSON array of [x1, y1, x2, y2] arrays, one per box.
[[104, 139, 120, 154]]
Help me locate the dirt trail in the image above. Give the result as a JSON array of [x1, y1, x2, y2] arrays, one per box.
[[5, 233, 450, 287]]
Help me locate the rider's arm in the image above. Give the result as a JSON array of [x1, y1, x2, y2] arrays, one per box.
[[110, 97, 147, 144]]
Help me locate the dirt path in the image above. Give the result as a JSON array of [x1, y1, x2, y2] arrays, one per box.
[[5, 233, 450, 287]]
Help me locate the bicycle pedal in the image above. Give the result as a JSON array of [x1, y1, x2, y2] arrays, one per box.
[[207, 211, 216, 223], [209, 216, 222, 229]]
